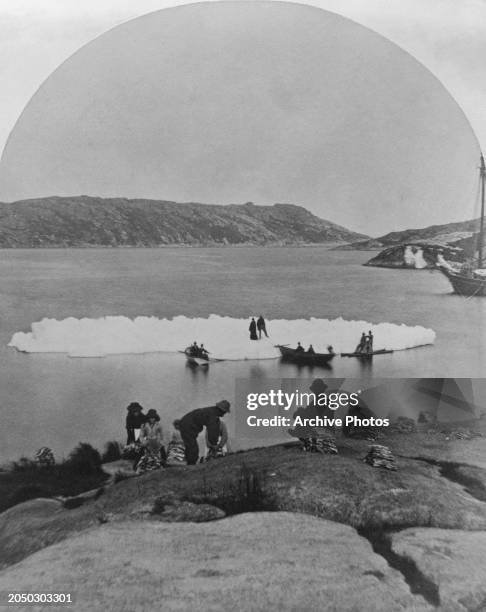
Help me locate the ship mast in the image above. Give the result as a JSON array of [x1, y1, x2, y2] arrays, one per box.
[[479, 153, 486, 268]]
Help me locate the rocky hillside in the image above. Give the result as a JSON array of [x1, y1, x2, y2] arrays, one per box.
[[336, 218, 480, 251], [0, 196, 368, 247], [333, 218, 481, 268]]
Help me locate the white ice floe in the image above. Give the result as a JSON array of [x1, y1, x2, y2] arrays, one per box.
[[8, 315, 436, 359]]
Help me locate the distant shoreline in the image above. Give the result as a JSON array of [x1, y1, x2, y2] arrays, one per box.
[[0, 243, 373, 250]]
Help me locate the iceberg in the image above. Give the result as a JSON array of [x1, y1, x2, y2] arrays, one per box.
[[8, 315, 436, 359]]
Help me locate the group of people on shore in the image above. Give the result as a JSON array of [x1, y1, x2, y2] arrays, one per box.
[[249, 316, 268, 340], [355, 330, 374, 354], [124, 400, 230, 473]]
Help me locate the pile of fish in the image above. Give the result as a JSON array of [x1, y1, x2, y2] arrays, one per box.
[[166, 440, 187, 466], [315, 435, 338, 454], [301, 434, 338, 454], [363, 444, 397, 470]]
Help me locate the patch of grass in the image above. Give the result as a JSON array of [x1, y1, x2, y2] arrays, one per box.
[[181, 463, 277, 516], [101, 441, 122, 464], [66, 443, 102, 475], [0, 443, 108, 514]]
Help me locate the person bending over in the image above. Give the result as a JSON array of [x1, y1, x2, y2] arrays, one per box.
[[178, 400, 230, 465]]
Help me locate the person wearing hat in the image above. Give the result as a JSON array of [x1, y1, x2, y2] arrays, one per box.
[[137, 408, 166, 473], [178, 400, 230, 465], [125, 402, 146, 445]]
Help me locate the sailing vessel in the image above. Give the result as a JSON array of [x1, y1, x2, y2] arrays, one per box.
[[437, 153, 486, 296]]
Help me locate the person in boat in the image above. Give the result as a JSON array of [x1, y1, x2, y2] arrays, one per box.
[[355, 332, 367, 354], [327, 345, 335, 355], [178, 400, 231, 465], [136, 408, 165, 473], [165, 419, 187, 466], [306, 344, 315, 354], [295, 342, 305, 353], [199, 343, 209, 359], [363, 330, 373, 354], [204, 420, 230, 461], [249, 318, 258, 340], [257, 315, 269, 339], [125, 402, 146, 444], [187, 341, 199, 356]]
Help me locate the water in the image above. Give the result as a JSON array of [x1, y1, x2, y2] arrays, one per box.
[[0, 247, 484, 463]]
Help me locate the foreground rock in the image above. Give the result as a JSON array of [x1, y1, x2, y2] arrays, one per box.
[[392, 528, 486, 611], [0, 513, 430, 611]]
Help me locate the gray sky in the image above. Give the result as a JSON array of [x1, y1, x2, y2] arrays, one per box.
[[0, 0, 485, 235]]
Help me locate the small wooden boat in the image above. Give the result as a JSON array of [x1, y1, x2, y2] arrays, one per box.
[[341, 349, 393, 358], [180, 349, 210, 366], [180, 349, 223, 366], [276, 345, 335, 366]]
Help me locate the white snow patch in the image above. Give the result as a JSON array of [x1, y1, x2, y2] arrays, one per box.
[[404, 245, 428, 269], [8, 315, 436, 359]]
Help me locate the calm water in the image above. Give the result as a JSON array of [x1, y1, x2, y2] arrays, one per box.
[[0, 247, 484, 463]]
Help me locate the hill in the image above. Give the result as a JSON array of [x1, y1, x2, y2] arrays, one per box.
[[0, 196, 368, 247], [333, 218, 480, 268], [335, 218, 480, 251]]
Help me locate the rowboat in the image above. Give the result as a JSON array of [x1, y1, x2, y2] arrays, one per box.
[[276, 345, 335, 366], [341, 349, 393, 358], [180, 349, 223, 366]]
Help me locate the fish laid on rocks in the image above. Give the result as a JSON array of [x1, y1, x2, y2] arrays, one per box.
[[363, 445, 397, 470], [301, 433, 338, 454]]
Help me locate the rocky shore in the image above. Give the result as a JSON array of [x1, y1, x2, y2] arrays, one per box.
[[1, 420, 486, 610]]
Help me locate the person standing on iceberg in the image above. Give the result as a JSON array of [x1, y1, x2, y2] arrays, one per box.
[[257, 315, 269, 339], [249, 318, 258, 340]]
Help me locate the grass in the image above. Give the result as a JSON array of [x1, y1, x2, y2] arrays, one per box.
[[2, 424, 486, 571], [154, 463, 277, 516], [0, 443, 108, 514]]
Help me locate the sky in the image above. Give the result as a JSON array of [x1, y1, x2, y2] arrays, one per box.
[[0, 0, 485, 235]]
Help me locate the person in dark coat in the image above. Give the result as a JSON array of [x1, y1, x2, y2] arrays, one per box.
[[256, 315, 269, 339], [178, 400, 231, 465], [295, 342, 304, 353], [125, 402, 146, 444], [249, 318, 258, 340]]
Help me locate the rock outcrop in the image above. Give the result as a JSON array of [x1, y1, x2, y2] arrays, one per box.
[[364, 242, 466, 269], [392, 528, 486, 611], [335, 217, 480, 269], [0, 514, 431, 611]]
